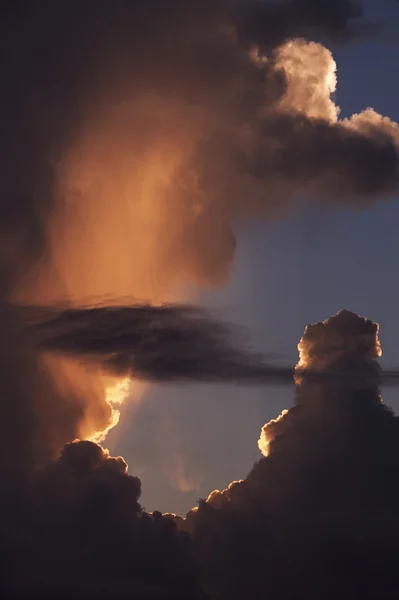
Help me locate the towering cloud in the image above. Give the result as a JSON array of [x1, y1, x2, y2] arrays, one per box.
[[187, 310, 399, 598], [258, 310, 384, 457]]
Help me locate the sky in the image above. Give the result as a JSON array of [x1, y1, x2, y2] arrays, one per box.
[[107, 7, 399, 515]]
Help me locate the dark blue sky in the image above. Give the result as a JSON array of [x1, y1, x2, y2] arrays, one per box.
[[108, 20, 399, 515]]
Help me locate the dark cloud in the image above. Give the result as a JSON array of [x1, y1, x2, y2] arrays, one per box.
[[2, 440, 204, 599], [21, 304, 399, 386], [184, 310, 399, 599], [239, 110, 399, 204], [234, 0, 378, 48], [2, 310, 399, 599], [25, 303, 293, 383]]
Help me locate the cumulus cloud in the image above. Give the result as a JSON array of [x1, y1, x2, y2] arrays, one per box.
[[259, 310, 385, 456], [185, 310, 399, 598], [297, 308, 382, 373], [3, 439, 203, 599]]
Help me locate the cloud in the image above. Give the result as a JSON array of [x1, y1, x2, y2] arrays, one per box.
[[0, 0, 396, 467], [297, 308, 382, 373], [186, 310, 399, 598], [235, 0, 377, 48], [3, 308, 399, 599], [0, 2, 398, 594], [5, 439, 203, 598], [21, 303, 399, 386], [24, 303, 293, 383]]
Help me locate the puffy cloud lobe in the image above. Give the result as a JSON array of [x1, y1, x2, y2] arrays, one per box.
[[274, 39, 340, 120], [258, 409, 288, 456], [34, 440, 141, 521], [203, 480, 245, 509], [296, 309, 382, 373]]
